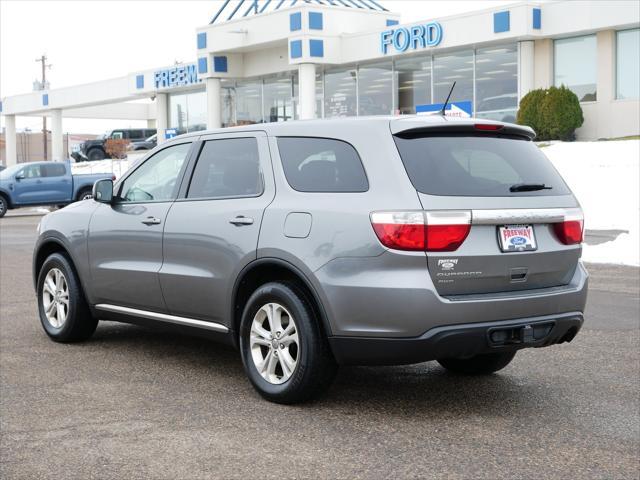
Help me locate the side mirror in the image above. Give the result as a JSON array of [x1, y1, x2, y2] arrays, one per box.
[[15, 173, 25, 181], [93, 179, 113, 204]]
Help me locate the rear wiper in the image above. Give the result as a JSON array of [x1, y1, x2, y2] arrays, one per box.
[[509, 183, 552, 192]]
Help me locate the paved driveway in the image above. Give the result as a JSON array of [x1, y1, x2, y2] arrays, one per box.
[[1, 215, 638, 479]]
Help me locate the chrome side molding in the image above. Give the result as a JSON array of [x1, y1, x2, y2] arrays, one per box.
[[95, 304, 229, 333], [471, 208, 582, 225]]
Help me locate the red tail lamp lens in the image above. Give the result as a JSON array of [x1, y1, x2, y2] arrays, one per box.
[[371, 211, 472, 252], [553, 219, 584, 245]]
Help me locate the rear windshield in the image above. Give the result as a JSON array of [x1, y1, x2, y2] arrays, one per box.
[[393, 133, 570, 197]]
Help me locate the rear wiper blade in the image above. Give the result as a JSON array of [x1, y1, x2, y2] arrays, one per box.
[[509, 183, 552, 192]]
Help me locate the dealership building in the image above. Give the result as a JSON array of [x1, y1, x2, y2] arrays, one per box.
[[1, 0, 639, 165]]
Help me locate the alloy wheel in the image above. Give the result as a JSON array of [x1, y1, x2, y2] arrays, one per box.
[[250, 303, 299, 384], [42, 268, 69, 328]]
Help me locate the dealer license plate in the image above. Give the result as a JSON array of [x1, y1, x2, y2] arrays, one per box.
[[498, 225, 537, 252]]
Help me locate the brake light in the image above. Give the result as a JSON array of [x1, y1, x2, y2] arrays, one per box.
[[424, 211, 472, 251], [370, 211, 471, 252], [474, 123, 504, 131], [553, 210, 584, 245], [371, 212, 425, 251]]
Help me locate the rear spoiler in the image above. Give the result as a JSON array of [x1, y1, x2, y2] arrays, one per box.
[[393, 124, 536, 141]]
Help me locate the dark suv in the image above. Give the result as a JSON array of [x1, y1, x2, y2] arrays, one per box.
[[33, 116, 587, 404], [72, 128, 156, 162]]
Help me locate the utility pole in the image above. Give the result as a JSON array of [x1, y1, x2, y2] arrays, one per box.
[[35, 55, 51, 160]]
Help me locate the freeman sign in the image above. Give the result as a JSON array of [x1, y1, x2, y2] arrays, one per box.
[[154, 64, 199, 89], [380, 22, 443, 54]]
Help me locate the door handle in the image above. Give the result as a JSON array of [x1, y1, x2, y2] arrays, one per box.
[[229, 216, 254, 226], [141, 216, 161, 226]]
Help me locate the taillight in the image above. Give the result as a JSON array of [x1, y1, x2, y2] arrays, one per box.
[[553, 210, 584, 245], [370, 211, 471, 252], [424, 211, 471, 251], [370, 212, 425, 251]]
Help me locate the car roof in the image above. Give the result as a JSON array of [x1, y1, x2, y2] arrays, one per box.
[[169, 115, 534, 140]]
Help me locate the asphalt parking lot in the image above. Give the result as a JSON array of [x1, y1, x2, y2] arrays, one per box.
[[1, 215, 638, 479]]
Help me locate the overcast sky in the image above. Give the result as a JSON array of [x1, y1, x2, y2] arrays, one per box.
[[0, 0, 515, 133]]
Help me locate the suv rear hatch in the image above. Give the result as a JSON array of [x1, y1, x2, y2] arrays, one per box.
[[388, 120, 583, 297]]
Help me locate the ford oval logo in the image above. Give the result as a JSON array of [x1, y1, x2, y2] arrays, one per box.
[[511, 236, 527, 246]]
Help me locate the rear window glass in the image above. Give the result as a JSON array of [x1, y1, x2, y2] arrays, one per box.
[[393, 134, 570, 196], [277, 137, 368, 193], [43, 163, 67, 177], [187, 138, 262, 199]]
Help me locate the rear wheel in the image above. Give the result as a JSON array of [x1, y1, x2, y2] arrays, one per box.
[[37, 253, 98, 342], [77, 188, 93, 201], [438, 351, 516, 375], [87, 148, 105, 161], [0, 196, 7, 218], [239, 282, 337, 404]]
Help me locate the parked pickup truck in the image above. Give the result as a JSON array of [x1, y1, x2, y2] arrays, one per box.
[[0, 161, 114, 218]]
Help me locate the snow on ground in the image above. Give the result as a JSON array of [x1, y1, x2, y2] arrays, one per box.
[[541, 140, 640, 266], [70, 152, 146, 180]]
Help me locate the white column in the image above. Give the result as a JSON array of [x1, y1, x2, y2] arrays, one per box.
[[298, 63, 317, 120], [4, 115, 17, 166], [518, 41, 535, 100], [206, 77, 222, 130], [51, 109, 64, 161], [147, 119, 157, 129], [155, 93, 168, 144]]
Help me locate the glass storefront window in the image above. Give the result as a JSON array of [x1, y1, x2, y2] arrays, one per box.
[[169, 94, 188, 134], [617, 29, 640, 100], [554, 35, 597, 102], [475, 45, 518, 123], [395, 56, 431, 115], [221, 79, 237, 127], [263, 75, 295, 123], [358, 60, 394, 116], [315, 72, 324, 118], [186, 91, 207, 132], [235, 80, 263, 125], [324, 66, 357, 118], [433, 50, 474, 105]]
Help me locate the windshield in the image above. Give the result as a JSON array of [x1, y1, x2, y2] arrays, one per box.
[[393, 133, 570, 197], [0, 164, 24, 180], [145, 133, 156, 142]]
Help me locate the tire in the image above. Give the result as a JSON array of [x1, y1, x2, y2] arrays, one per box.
[[438, 351, 517, 375], [87, 148, 105, 161], [76, 188, 93, 202], [0, 195, 7, 218], [239, 282, 337, 404], [37, 253, 98, 342]]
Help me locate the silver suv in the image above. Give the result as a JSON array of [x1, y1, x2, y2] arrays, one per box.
[[33, 116, 588, 404]]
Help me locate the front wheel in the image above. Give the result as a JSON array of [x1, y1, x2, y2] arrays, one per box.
[[239, 282, 337, 404], [438, 351, 517, 375], [37, 253, 98, 342], [87, 148, 105, 161]]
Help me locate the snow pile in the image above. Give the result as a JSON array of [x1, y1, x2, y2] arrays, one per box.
[[69, 152, 146, 180], [542, 140, 640, 266]]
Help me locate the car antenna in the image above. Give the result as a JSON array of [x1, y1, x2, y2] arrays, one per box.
[[440, 81, 456, 116]]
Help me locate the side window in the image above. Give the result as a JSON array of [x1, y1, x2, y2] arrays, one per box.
[[187, 138, 262, 199], [110, 131, 124, 140], [20, 164, 42, 178], [277, 137, 368, 192], [118, 143, 191, 203], [42, 163, 67, 177], [129, 130, 143, 139]]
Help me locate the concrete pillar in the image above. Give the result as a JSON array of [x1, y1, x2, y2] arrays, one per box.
[[298, 63, 317, 120], [50, 109, 64, 161], [206, 77, 222, 130], [533, 38, 554, 89], [155, 93, 168, 144], [4, 115, 17, 166], [518, 41, 535, 100]]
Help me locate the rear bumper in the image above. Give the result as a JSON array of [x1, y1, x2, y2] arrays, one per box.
[[329, 312, 583, 365]]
